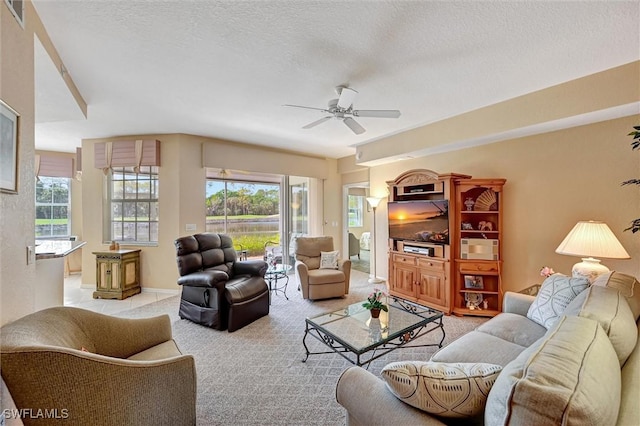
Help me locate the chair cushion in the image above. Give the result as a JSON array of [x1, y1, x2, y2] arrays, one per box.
[[381, 361, 502, 418], [307, 269, 345, 285], [225, 276, 268, 304], [592, 271, 640, 321], [476, 313, 547, 347], [127, 340, 182, 361], [563, 285, 637, 365], [295, 236, 334, 270], [320, 250, 340, 269], [485, 315, 621, 426], [526, 274, 589, 329], [431, 331, 527, 367]]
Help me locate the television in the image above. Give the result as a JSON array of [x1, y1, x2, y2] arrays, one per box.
[[388, 199, 449, 245]]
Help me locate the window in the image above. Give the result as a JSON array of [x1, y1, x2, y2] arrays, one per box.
[[348, 195, 364, 227], [35, 177, 71, 238], [205, 178, 280, 256], [106, 166, 158, 243]]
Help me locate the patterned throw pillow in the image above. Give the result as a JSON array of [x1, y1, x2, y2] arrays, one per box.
[[592, 271, 640, 321], [381, 361, 502, 418], [319, 250, 340, 269], [526, 274, 589, 329]]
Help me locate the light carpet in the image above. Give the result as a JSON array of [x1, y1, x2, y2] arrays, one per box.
[[116, 270, 487, 425]]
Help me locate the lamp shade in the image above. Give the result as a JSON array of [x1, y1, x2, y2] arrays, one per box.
[[366, 197, 382, 209], [555, 221, 630, 259]]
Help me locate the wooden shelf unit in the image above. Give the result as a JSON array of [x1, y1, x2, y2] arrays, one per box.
[[453, 179, 506, 317]]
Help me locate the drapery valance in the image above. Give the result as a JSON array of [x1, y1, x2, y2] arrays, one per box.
[[35, 154, 74, 178], [93, 139, 161, 174]]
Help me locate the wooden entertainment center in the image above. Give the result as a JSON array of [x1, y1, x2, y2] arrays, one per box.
[[386, 169, 506, 316]]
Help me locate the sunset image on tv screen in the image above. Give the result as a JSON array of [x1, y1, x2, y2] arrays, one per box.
[[388, 200, 449, 244]]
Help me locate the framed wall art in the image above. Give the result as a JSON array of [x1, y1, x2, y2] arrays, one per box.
[[0, 100, 19, 193]]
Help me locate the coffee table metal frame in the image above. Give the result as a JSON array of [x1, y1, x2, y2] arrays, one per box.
[[302, 297, 445, 367], [265, 263, 292, 303]]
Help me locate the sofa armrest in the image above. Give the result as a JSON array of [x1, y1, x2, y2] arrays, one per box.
[[336, 366, 447, 426], [503, 291, 536, 316], [233, 259, 268, 277], [177, 269, 229, 287], [1, 349, 196, 425]]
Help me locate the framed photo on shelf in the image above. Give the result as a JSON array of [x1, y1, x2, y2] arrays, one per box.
[[464, 275, 484, 289], [1, 99, 19, 194]]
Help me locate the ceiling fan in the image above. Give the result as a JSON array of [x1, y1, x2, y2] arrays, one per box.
[[284, 86, 401, 135]]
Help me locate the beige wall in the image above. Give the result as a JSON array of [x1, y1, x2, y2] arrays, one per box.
[[367, 116, 640, 292], [1, 2, 38, 325], [80, 135, 343, 291]]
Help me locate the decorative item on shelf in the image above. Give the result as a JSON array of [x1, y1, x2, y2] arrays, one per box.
[[555, 220, 630, 283], [464, 197, 475, 211], [474, 189, 497, 211], [461, 222, 474, 230], [363, 288, 388, 318], [478, 221, 494, 231], [540, 266, 555, 278], [465, 292, 483, 310], [482, 299, 489, 310], [464, 275, 484, 289]]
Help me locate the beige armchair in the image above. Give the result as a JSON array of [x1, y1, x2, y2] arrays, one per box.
[[348, 232, 360, 259], [294, 236, 351, 300], [0, 307, 196, 426]]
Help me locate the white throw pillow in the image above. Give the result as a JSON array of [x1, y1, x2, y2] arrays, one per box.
[[381, 361, 502, 418], [526, 274, 589, 329], [319, 250, 339, 269]]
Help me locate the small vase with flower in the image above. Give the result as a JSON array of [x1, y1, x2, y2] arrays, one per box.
[[363, 288, 389, 318]]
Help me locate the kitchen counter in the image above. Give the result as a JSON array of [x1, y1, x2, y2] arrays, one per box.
[[35, 239, 86, 260], [34, 240, 86, 310]]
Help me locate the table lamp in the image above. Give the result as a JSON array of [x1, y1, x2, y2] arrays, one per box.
[[366, 197, 383, 284], [555, 220, 630, 283]]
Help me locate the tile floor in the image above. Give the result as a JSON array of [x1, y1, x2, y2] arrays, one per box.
[[64, 273, 177, 315]]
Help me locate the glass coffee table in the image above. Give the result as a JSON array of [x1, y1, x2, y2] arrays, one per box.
[[265, 264, 292, 303], [302, 297, 445, 367]]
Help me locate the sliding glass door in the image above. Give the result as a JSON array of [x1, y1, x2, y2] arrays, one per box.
[[205, 171, 309, 263], [205, 179, 280, 257]]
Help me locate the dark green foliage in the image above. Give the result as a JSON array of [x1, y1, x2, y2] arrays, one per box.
[[623, 126, 640, 233]]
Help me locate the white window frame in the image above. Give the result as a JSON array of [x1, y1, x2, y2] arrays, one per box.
[[104, 166, 159, 245], [348, 195, 364, 228], [35, 176, 71, 239]]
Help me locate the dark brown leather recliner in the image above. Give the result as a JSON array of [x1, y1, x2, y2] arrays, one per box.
[[174, 233, 269, 332]]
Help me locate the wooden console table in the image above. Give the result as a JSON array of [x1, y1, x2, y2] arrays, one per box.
[[93, 249, 141, 300]]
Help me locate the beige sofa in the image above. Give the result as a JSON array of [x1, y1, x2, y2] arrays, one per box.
[[336, 271, 640, 425], [1, 307, 196, 426]]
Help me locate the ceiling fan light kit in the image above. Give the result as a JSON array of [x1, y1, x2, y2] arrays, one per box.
[[285, 85, 401, 135]]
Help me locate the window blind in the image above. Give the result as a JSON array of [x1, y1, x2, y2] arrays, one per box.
[[93, 139, 161, 171], [35, 155, 74, 178]]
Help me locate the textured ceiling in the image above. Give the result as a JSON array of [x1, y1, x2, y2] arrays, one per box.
[[32, 1, 640, 158]]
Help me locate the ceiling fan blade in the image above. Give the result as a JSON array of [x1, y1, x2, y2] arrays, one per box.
[[353, 109, 401, 118], [337, 87, 358, 109], [283, 104, 327, 112], [343, 117, 366, 135], [302, 116, 332, 129]]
